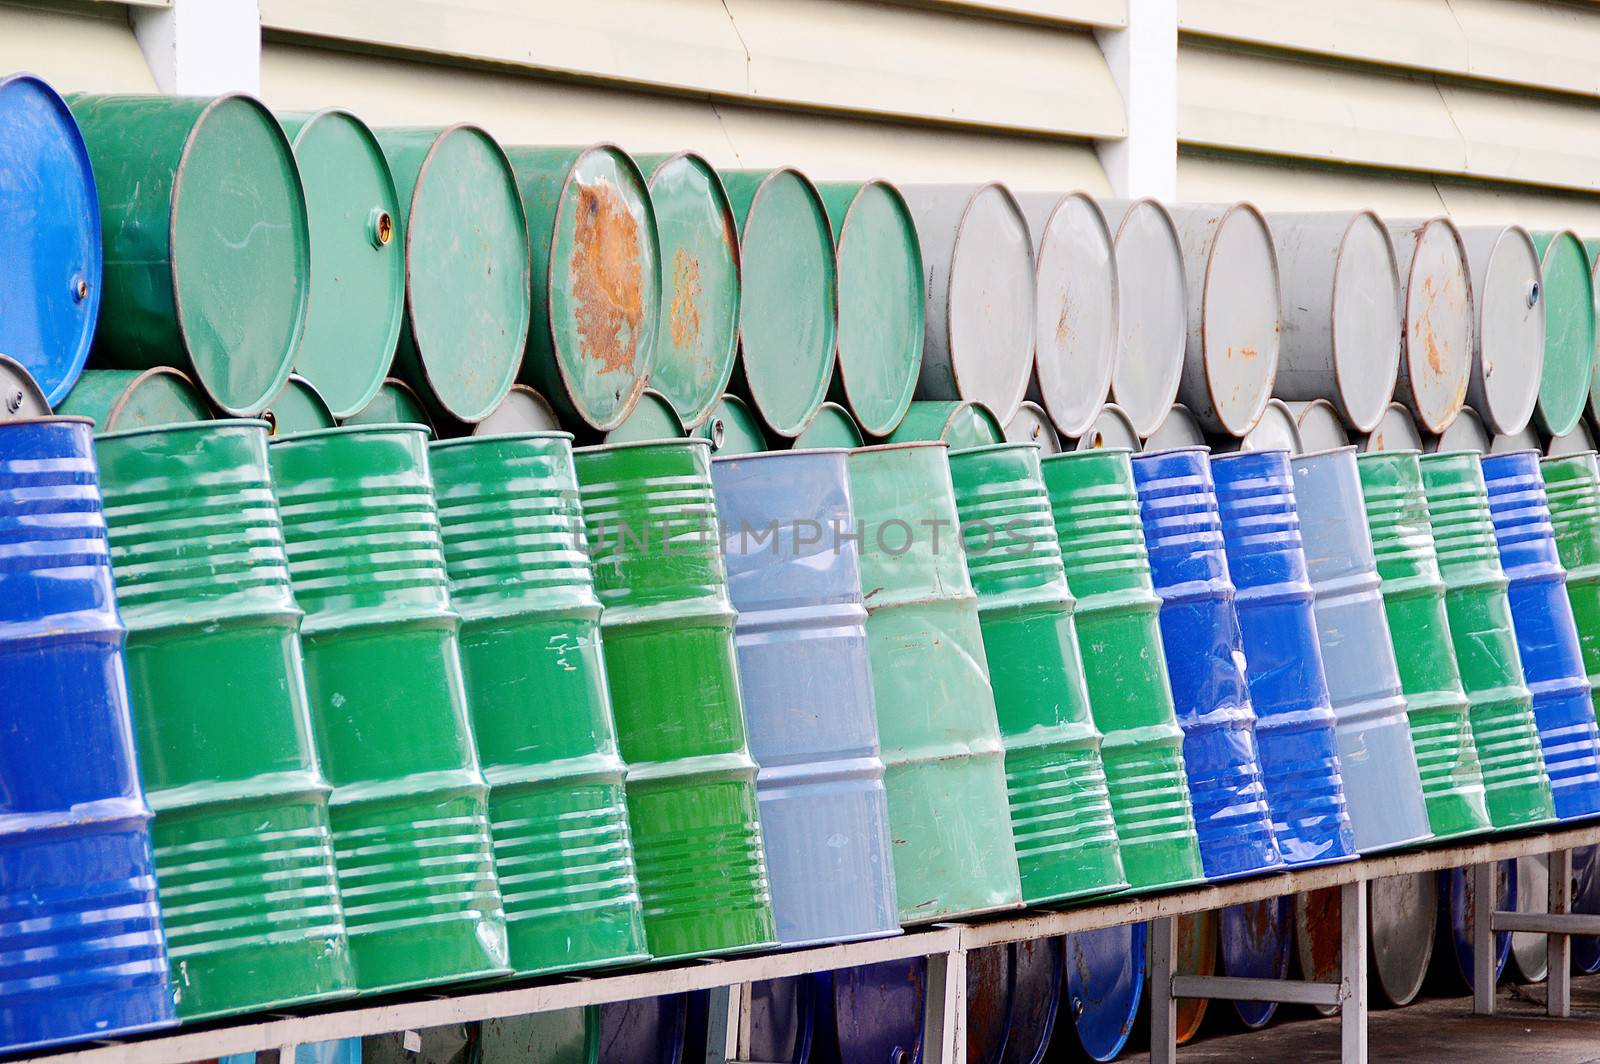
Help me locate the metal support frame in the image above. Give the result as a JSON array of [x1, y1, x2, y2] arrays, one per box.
[[1476, 847, 1589, 1018]]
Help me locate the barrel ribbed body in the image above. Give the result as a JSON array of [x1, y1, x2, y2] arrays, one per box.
[[1040, 448, 1206, 891], [1480, 451, 1600, 820], [1210, 450, 1356, 866], [574, 440, 776, 957], [95, 421, 353, 1020], [711, 450, 901, 945], [848, 442, 1024, 921], [1541, 454, 1600, 750], [1129, 447, 1284, 879], [1290, 448, 1433, 852], [269, 426, 509, 993], [947, 444, 1128, 904], [1356, 452, 1492, 839], [1419, 452, 1555, 828], [0, 418, 174, 1052], [429, 433, 647, 975]]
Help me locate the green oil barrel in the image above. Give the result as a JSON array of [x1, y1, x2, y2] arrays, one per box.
[[1041, 448, 1206, 891], [279, 109, 405, 419], [720, 169, 837, 438], [793, 402, 863, 449], [58, 368, 210, 431], [1419, 451, 1556, 829], [1356, 450, 1493, 839], [604, 389, 685, 444], [377, 126, 530, 424], [430, 432, 648, 976], [636, 152, 740, 430], [269, 425, 510, 992], [696, 393, 768, 456], [573, 439, 776, 959], [1541, 453, 1600, 746], [264, 375, 336, 437], [889, 400, 1003, 449], [947, 443, 1128, 904], [815, 181, 924, 438], [848, 441, 1024, 922], [1531, 231, 1596, 438], [507, 145, 660, 433], [70, 94, 309, 417], [340, 376, 435, 435], [95, 420, 354, 1020]]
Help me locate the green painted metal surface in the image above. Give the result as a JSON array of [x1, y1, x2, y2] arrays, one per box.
[[95, 420, 354, 1020], [946, 443, 1128, 904], [720, 169, 837, 438], [508, 145, 660, 433], [1531, 231, 1596, 438], [847, 441, 1024, 923], [340, 377, 435, 435], [793, 402, 863, 449], [815, 181, 924, 438], [636, 153, 741, 430], [1541, 453, 1600, 771], [58, 368, 210, 431], [888, 400, 1003, 449], [604, 389, 685, 444], [265, 375, 336, 437], [1419, 451, 1556, 829], [69, 94, 309, 417], [573, 439, 776, 959], [269, 426, 510, 992], [1040, 448, 1206, 891], [430, 433, 648, 976], [695, 393, 768, 456], [378, 126, 530, 424], [279, 109, 405, 419], [1356, 450, 1493, 840]]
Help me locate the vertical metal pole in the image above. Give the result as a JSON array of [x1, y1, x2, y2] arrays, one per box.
[[702, 984, 745, 1064], [1339, 880, 1368, 1064], [1472, 862, 1496, 1015], [1149, 917, 1179, 1064], [1549, 849, 1574, 1018], [922, 947, 968, 1064]]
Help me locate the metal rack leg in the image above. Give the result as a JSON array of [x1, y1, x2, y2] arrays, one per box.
[[922, 947, 968, 1064], [1339, 880, 1367, 1064], [1549, 849, 1574, 1018], [703, 983, 747, 1064], [1150, 917, 1178, 1064], [1472, 863, 1495, 1015]]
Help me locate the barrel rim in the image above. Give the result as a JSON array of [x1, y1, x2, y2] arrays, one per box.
[[266, 420, 432, 445], [1540, 449, 1600, 465], [97, 366, 207, 431], [0, 352, 53, 420], [1040, 444, 1134, 462], [430, 429, 575, 451], [834, 178, 924, 437], [1200, 200, 1283, 438], [1135, 443, 1210, 460], [0, 414, 95, 428], [849, 439, 948, 455], [1032, 190, 1118, 439], [711, 446, 851, 466], [574, 434, 713, 456], [1481, 447, 1542, 464], [946, 440, 1041, 460], [1331, 209, 1403, 434], [1476, 224, 1543, 434], [1293, 443, 1359, 461], [1402, 216, 1475, 435], [1111, 198, 1189, 435], [948, 181, 1034, 425], [96, 416, 269, 444]]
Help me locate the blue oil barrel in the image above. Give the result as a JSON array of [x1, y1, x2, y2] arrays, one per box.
[[1065, 923, 1146, 1061], [1221, 897, 1292, 1029]]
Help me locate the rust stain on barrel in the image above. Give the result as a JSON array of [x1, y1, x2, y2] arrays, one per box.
[[572, 181, 644, 375], [670, 247, 703, 364]]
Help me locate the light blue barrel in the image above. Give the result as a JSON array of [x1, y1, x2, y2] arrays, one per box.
[[1291, 446, 1433, 852], [710, 449, 900, 947]]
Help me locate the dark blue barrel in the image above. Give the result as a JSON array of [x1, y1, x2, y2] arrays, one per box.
[[834, 959, 925, 1064], [1211, 449, 1357, 867], [747, 977, 819, 1063], [1480, 450, 1600, 820], [1221, 897, 1292, 1029], [1291, 447, 1433, 852], [1573, 846, 1600, 974], [1065, 923, 1146, 1062], [967, 938, 1065, 1064], [0, 75, 101, 405], [1441, 862, 1515, 990], [710, 449, 899, 946], [0, 417, 174, 1052], [1131, 447, 1284, 879], [598, 993, 691, 1064]]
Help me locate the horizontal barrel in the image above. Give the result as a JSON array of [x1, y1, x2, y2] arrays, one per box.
[[59, 368, 210, 431]]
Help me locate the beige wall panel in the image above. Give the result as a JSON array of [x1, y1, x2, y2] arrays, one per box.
[[919, 0, 1126, 28], [0, 2, 157, 93]]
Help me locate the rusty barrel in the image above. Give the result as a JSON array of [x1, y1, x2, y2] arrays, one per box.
[[710, 449, 900, 946], [1130, 447, 1282, 879], [59, 368, 210, 432], [1480, 450, 1600, 819], [1041, 448, 1206, 891], [95, 420, 354, 1020], [1419, 452, 1556, 828], [1291, 447, 1433, 851], [848, 442, 1023, 921], [1222, 898, 1292, 1028], [947, 443, 1128, 903], [1065, 923, 1146, 1061], [1355, 450, 1491, 839], [1211, 449, 1357, 865], [269, 425, 510, 991], [574, 439, 776, 957], [967, 939, 1065, 1064], [1542, 453, 1600, 756], [429, 432, 648, 975], [0, 417, 175, 1052], [1386, 219, 1472, 435]]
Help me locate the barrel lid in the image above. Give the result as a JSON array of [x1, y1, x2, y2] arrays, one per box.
[[1074, 403, 1141, 452], [1144, 403, 1207, 451], [1292, 889, 1342, 1017], [1508, 855, 1551, 984], [793, 401, 863, 449], [1547, 418, 1596, 457], [1430, 406, 1490, 453], [1462, 225, 1543, 435], [0, 354, 51, 421], [640, 152, 741, 430], [1490, 423, 1542, 454], [340, 376, 436, 436], [1027, 192, 1117, 438], [1105, 199, 1187, 436], [1368, 873, 1437, 1008], [281, 108, 404, 419], [66, 367, 210, 432], [943, 184, 1035, 425], [1237, 398, 1303, 454], [263, 374, 336, 437], [605, 388, 686, 444], [470, 384, 562, 436], [0, 74, 100, 407], [1003, 400, 1062, 455], [1389, 219, 1472, 434], [1223, 898, 1291, 1029], [1290, 399, 1349, 452], [1065, 924, 1146, 1061], [1530, 230, 1595, 437], [695, 393, 769, 456], [1332, 212, 1403, 432], [1184, 202, 1283, 438], [1364, 402, 1424, 452], [887, 399, 1002, 450]]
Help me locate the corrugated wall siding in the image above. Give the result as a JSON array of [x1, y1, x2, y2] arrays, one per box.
[[0, 1, 157, 93]]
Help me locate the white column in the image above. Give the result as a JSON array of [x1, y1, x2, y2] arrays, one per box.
[[1095, 0, 1178, 200], [133, 0, 263, 96]]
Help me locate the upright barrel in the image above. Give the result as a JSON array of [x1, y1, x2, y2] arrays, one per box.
[[1356, 450, 1492, 839], [95, 421, 353, 1020], [848, 442, 1024, 921], [1542, 453, 1600, 741], [0, 74, 100, 406], [1131, 447, 1283, 880], [429, 433, 648, 975], [1099, 199, 1188, 437], [1211, 450, 1357, 865], [0, 417, 174, 1051], [1387, 219, 1473, 435], [58, 368, 210, 431], [1480, 450, 1600, 820], [70, 94, 309, 417], [1458, 226, 1544, 437], [710, 450, 900, 946], [574, 439, 776, 957], [1529, 231, 1594, 438], [889, 399, 1004, 449], [1291, 447, 1433, 851], [1419, 452, 1556, 828], [269, 426, 510, 991], [947, 444, 1128, 903], [1041, 448, 1206, 891]]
